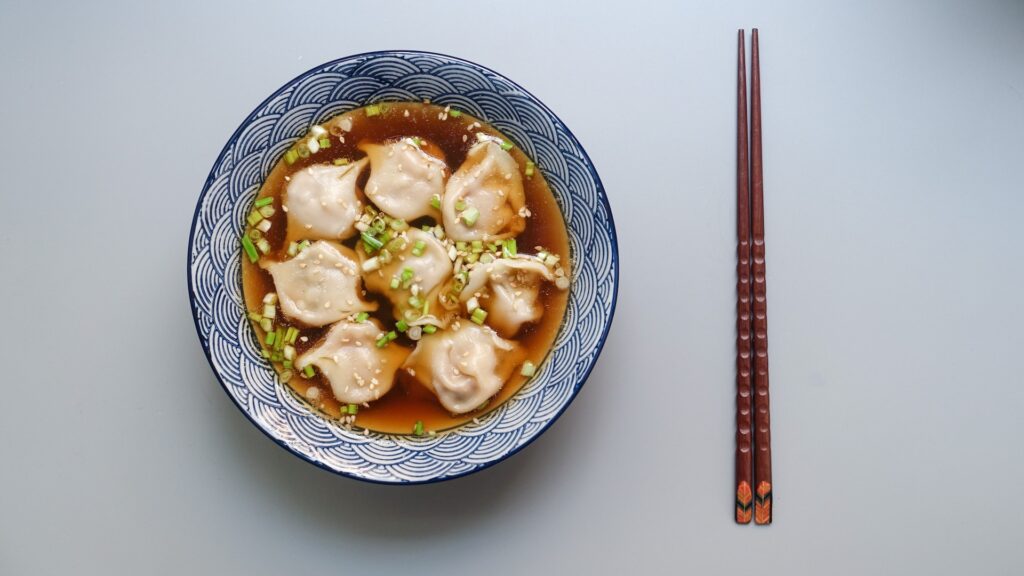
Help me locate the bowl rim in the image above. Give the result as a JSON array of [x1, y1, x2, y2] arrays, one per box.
[[187, 49, 619, 484]]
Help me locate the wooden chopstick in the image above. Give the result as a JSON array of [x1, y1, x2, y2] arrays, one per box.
[[734, 28, 754, 525], [750, 28, 773, 525]]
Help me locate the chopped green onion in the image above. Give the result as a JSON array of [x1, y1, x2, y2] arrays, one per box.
[[408, 296, 422, 309], [361, 231, 384, 252], [283, 345, 296, 361], [390, 277, 400, 289], [303, 365, 315, 378], [500, 140, 514, 151], [287, 242, 299, 256], [297, 240, 310, 252], [254, 197, 274, 208], [401, 267, 414, 288], [247, 311, 263, 322], [429, 194, 441, 209], [265, 330, 276, 346], [297, 146, 310, 158], [280, 369, 293, 382], [262, 303, 276, 319], [386, 330, 397, 342], [247, 210, 263, 226], [471, 240, 483, 253], [410, 136, 423, 147], [247, 228, 262, 241], [365, 104, 382, 117], [241, 235, 259, 263], [333, 157, 350, 166], [422, 299, 430, 317], [390, 218, 408, 231], [456, 241, 468, 252], [480, 253, 495, 264], [347, 403, 358, 415], [386, 237, 408, 252], [411, 240, 426, 256], [470, 308, 488, 325], [461, 206, 479, 226], [256, 238, 271, 254], [364, 204, 379, 217], [378, 249, 393, 264], [423, 325, 437, 334], [285, 326, 299, 344], [255, 219, 272, 233], [260, 349, 271, 359], [455, 199, 466, 211], [259, 318, 273, 332], [258, 205, 275, 218], [274, 327, 285, 351], [271, 350, 284, 362], [503, 238, 518, 258], [449, 109, 462, 118], [283, 360, 293, 370], [375, 335, 389, 348], [396, 320, 409, 332], [465, 252, 479, 264], [318, 137, 331, 149], [520, 361, 537, 377], [263, 291, 275, 305], [525, 160, 536, 177], [284, 149, 299, 165], [355, 312, 369, 323], [413, 420, 424, 436]]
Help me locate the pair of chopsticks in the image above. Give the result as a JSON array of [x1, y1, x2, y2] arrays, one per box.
[[735, 28, 772, 525]]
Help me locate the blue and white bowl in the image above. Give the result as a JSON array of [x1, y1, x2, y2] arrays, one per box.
[[188, 51, 618, 484]]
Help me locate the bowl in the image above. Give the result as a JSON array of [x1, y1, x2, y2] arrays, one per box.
[[187, 50, 618, 483]]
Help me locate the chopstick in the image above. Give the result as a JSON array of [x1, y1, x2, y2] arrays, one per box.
[[750, 28, 773, 525], [734, 29, 754, 525]]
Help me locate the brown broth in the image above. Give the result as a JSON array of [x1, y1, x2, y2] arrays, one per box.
[[241, 102, 570, 434]]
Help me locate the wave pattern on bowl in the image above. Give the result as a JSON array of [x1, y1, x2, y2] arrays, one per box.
[[189, 51, 617, 483]]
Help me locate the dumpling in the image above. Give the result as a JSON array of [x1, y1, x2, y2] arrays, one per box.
[[460, 258, 560, 338], [295, 319, 411, 405], [262, 241, 376, 327], [284, 159, 368, 241], [443, 140, 526, 241], [357, 228, 453, 325], [358, 139, 447, 221], [401, 323, 522, 414]]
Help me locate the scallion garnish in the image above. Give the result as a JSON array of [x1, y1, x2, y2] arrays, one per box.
[[297, 240, 310, 253], [265, 331, 277, 346], [386, 330, 397, 342], [271, 350, 283, 362], [390, 277, 400, 290], [247, 311, 262, 322], [285, 326, 299, 344], [520, 361, 537, 377], [259, 318, 273, 332], [390, 218, 408, 231], [283, 345, 296, 361], [449, 109, 462, 118], [347, 403, 358, 415], [263, 292, 276, 305], [396, 320, 409, 332], [365, 104, 382, 117], [263, 303, 276, 319], [247, 210, 263, 227], [401, 267, 414, 289], [274, 327, 285, 351], [284, 149, 299, 165], [500, 140, 514, 151], [303, 365, 315, 378], [525, 160, 535, 178], [375, 334, 389, 348], [470, 308, 488, 325], [333, 157, 349, 166], [287, 242, 299, 257], [408, 295, 422, 309], [355, 312, 369, 323], [258, 205, 275, 218], [413, 420, 424, 436], [412, 240, 426, 256], [430, 194, 441, 209], [455, 199, 466, 211], [241, 235, 259, 263], [256, 238, 271, 254], [423, 325, 437, 334], [261, 349, 271, 359], [456, 241, 467, 252], [297, 146, 310, 159], [361, 231, 384, 252], [503, 238, 518, 258], [461, 206, 479, 226], [318, 137, 331, 149], [254, 197, 273, 208]]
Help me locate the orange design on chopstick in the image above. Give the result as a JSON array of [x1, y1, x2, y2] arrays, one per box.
[[754, 481, 772, 525], [736, 481, 753, 523]]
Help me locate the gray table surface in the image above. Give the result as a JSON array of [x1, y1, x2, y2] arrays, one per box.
[[2, 1, 1023, 574]]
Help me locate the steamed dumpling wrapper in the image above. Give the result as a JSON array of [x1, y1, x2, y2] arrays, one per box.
[[296, 319, 411, 405], [283, 159, 368, 242], [262, 241, 376, 327], [460, 258, 559, 338], [401, 323, 523, 414], [359, 139, 447, 221], [443, 140, 526, 241]]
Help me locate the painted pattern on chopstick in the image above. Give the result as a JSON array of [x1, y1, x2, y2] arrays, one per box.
[[750, 28, 773, 526], [735, 28, 754, 525]]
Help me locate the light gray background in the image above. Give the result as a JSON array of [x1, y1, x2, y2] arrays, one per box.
[[1, 0, 1022, 574]]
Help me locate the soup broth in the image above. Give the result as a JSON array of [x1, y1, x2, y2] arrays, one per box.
[[241, 102, 570, 434]]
